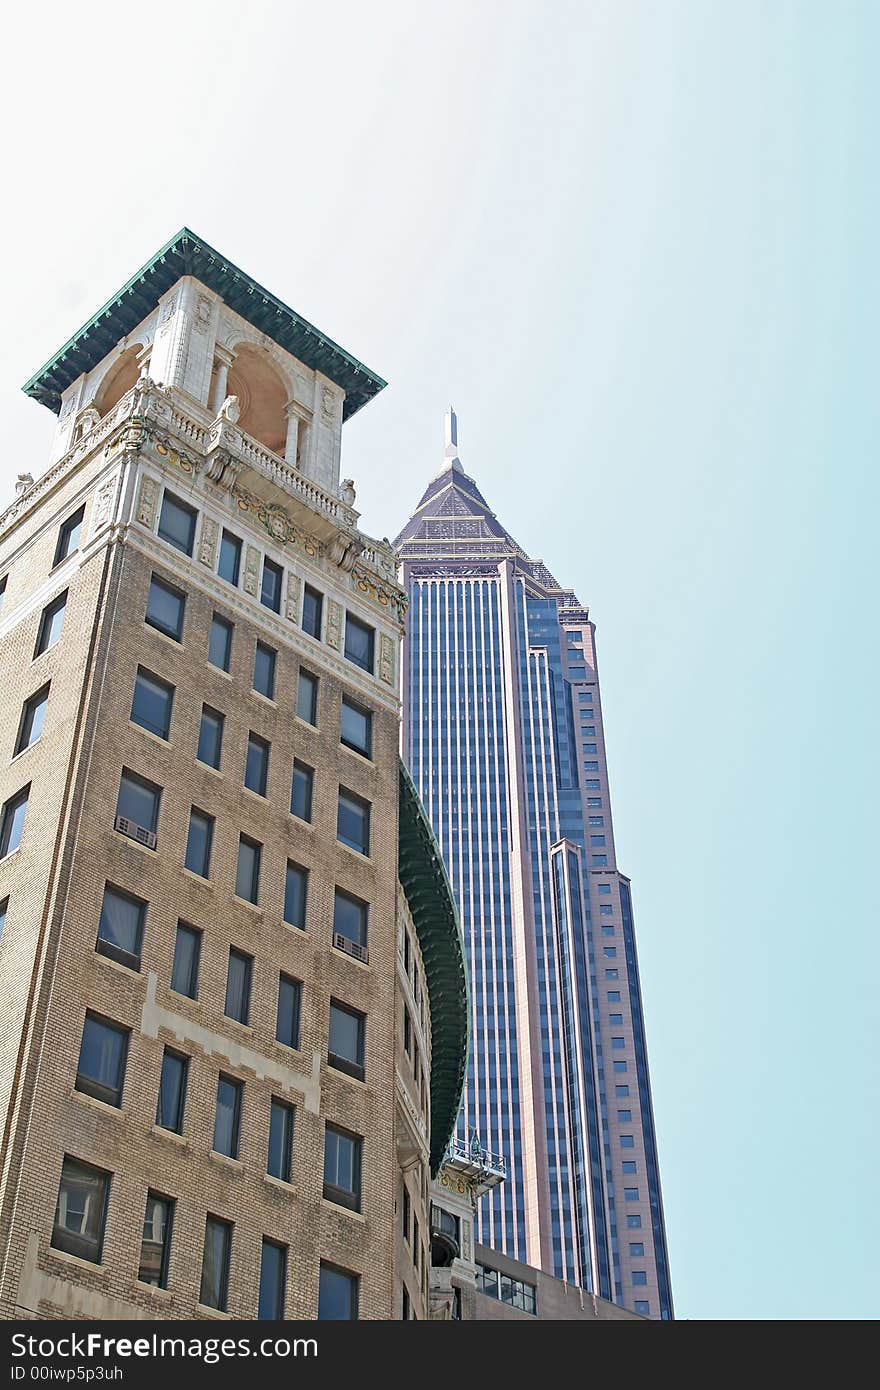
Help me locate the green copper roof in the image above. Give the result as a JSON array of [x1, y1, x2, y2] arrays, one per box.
[[22, 227, 387, 421], [397, 759, 469, 1175]]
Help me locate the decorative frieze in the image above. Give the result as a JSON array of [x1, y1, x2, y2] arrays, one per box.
[[379, 634, 396, 686], [326, 600, 343, 651], [285, 572, 302, 623], [198, 515, 219, 568], [136, 475, 159, 528], [243, 544, 261, 597], [91, 475, 117, 536]]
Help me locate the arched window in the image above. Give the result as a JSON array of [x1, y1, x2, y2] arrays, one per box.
[[94, 346, 142, 416], [226, 346, 288, 455]]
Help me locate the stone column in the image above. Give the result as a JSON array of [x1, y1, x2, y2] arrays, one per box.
[[283, 401, 300, 466], [211, 347, 235, 415]]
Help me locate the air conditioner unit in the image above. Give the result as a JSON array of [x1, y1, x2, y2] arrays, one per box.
[[332, 932, 368, 965], [114, 815, 157, 850]]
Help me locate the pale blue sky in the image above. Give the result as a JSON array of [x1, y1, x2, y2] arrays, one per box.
[[3, 2, 877, 1319]]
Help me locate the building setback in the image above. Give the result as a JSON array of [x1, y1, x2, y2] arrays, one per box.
[[0, 230, 467, 1321], [397, 412, 673, 1319]]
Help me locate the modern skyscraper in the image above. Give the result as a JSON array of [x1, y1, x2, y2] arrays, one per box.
[[0, 230, 467, 1321], [397, 411, 673, 1319]]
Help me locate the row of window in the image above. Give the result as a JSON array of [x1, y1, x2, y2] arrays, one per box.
[[153, 489, 377, 674], [52, 1155, 358, 1318], [476, 1264, 537, 1315]]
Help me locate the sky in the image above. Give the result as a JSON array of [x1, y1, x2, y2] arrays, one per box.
[[3, 1, 878, 1319]]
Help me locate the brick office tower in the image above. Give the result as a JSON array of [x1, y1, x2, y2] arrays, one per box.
[[0, 230, 467, 1321], [397, 412, 673, 1319]]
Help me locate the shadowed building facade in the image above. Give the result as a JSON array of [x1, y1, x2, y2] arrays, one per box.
[[397, 412, 673, 1319]]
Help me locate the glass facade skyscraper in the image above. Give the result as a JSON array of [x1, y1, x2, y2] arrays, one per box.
[[396, 412, 673, 1318]]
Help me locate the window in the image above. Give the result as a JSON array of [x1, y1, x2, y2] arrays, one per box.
[[620, 1134, 635, 1148], [139, 1193, 174, 1287], [589, 818, 604, 830], [0, 573, 6, 612], [600, 904, 614, 916], [302, 585, 323, 639], [344, 613, 374, 673], [258, 1239, 287, 1320], [323, 1125, 362, 1211], [608, 991, 621, 1002], [581, 725, 596, 736], [622, 1161, 637, 1174], [402, 1188, 411, 1242], [615, 1085, 630, 1098], [235, 835, 261, 904], [477, 1265, 536, 1314], [253, 641, 277, 700], [618, 1109, 632, 1122], [290, 761, 313, 821], [218, 530, 241, 586], [629, 1242, 645, 1257], [283, 862, 307, 931], [171, 922, 201, 999], [579, 691, 593, 703], [0, 898, 7, 941], [604, 946, 618, 959], [340, 698, 372, 758], [337, 789, 370, 856], [635, 1300, 650, 1316], [627, 1213, 642, 1229], [145, 575, 185, 641], [602, 926, 615, 937], [54, 505, 85, 565], [75, 1013, 129, 1107], [130, 668, 174, 740], [116, 769, 161, 837], [15, 685, 49, 754], [184, 808, 213, 878], [244, 734, 270, 796], [588, 797, 602, 808], [34, 591, 67, 656], [197, 706, 224, 768], [0, 787, 29, 859], [52, 1157, 109, 1263], [605, 968, 619, 980], [402, 1287, 410, 1321], [200, 1217, 232, 1312], [598, 882, 611, 893], [584, 744, 598, 755], [208, 614, 233, 671], [632, 1270, 648, 1286], [328, 1000, 366, 1081], [593, 855, 608, 867], [609, 1013, 623, 1025], [158, 492, 196, 556], [267, 1100, 295, 1183], [225, 949, 253, 1025], [612, 1036, 625, 1049], [334, 890, 367, 949], [270, 973, 301, 1051], [413, 1217, 420, 1272], [213, 1074, 243, 1158], [156, 1049, 188, 1133], [260, 557, 283, 614], [297, 669, 318, 724], [318, 1263, 358, 1320], [624, 1188, 640, 1202], [403, 1008, 412, 1056], [585, 779, 600, 790], [584, 761, 599, 772], [613, 1061, 627, 1073], [96, 885, 145, 970]]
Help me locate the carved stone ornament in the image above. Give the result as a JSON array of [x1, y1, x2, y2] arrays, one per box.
[[321, 385, 336, 425], [158, 295, 177, 331], [329, 534, 362, 572], [218, 394, 241, 424], [194, 294, 212, 334], [340, 478, 356, 506], [243, 545, 260, 597], [91, 476, 117, 534], [198, 516, 219, 568], [326, 600, 343, 651], [285, 572, 302, 622], [137, 475, 159, 528], [379, 634, 395, 686]]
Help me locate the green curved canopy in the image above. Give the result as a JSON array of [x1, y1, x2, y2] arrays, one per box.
[[397, 760, 469, 1174]]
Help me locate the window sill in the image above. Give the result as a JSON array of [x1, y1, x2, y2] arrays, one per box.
[[321, 1197, 366, 1223], [337, 840, 372, 864], [232, 894, 262, 914], [135, 1279, 173, 1297], [10, 739, 41, 766], [48, 550, 79, 578], [94, 948, 142, 979], [209, 1150, 243, 1171], [292, 716, 319, 734], [251, 689, 277, 709], [208, 664, 234, 681], [71, 1086, 124, 1117], [143, 621, 184, 648], [196, 761, 224, 778], [112, 830, 158, 858], [242, 786, 270, 804], [330, 945, 369, 971], [195, 1303, 233, 1321], [31, 642, 61, 664], [151, 1124, 189, 1148], [129, 721, 172, 749], [0, 846, 22, 867], [288, 813, 315, 831], [340, 742, 374, 767], [47, 1246, 107, 1276], [181, 866, 213, 887], [326, 1063, 368, 1089], [263, 1173, 296, 1195]]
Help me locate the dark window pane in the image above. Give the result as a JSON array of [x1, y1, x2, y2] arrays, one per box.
[[200, 1217, 231, 1311], [16, 685, 50, 753], [208, 614, 233, 671], [218, 531, 241, 586], [0, 898, 7, 941], [323, 1125, 361, 1211], [54, 506, 85, 565], [344, 614, 374, 673], [130, 669, 174, 740], [197, 707, 224, 768], [52, 1157, 109, 1263], [340, 699, 372, 758], [258, 1239, 287, 1320], [296, 671, 318, 724], [290, 761, 313, 821], [224, 950, 252, 1024], [333, 890, 367, 947], [116, 770, 160, 833], [213, 1075, 242, 1157], [244, 734, 270, 796], [145, 576, 185, 640], [0, 786, 30, 858], [337, 790, 370, 855], [156, 1050, 188, 1133], [171, 922, 201, 998], [35, 591, 67, 656], [76, 1013, 129, 1106], [283, 863, 307, 930], [184, 809, 213, 878], [318, 1263, 358, 1320], [261, 558, 283, 613], [253, 642, 276, 700], [158, 493, 197, 556], [235, 836, 261, 903], [96, 885, 145, 969], [267, 1101, 294, 1183], [302, 585, 323, 639], [139, 1193, 174, 1288], [328, 1001, 365, 1080], [276, 975, 302, 1050]]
